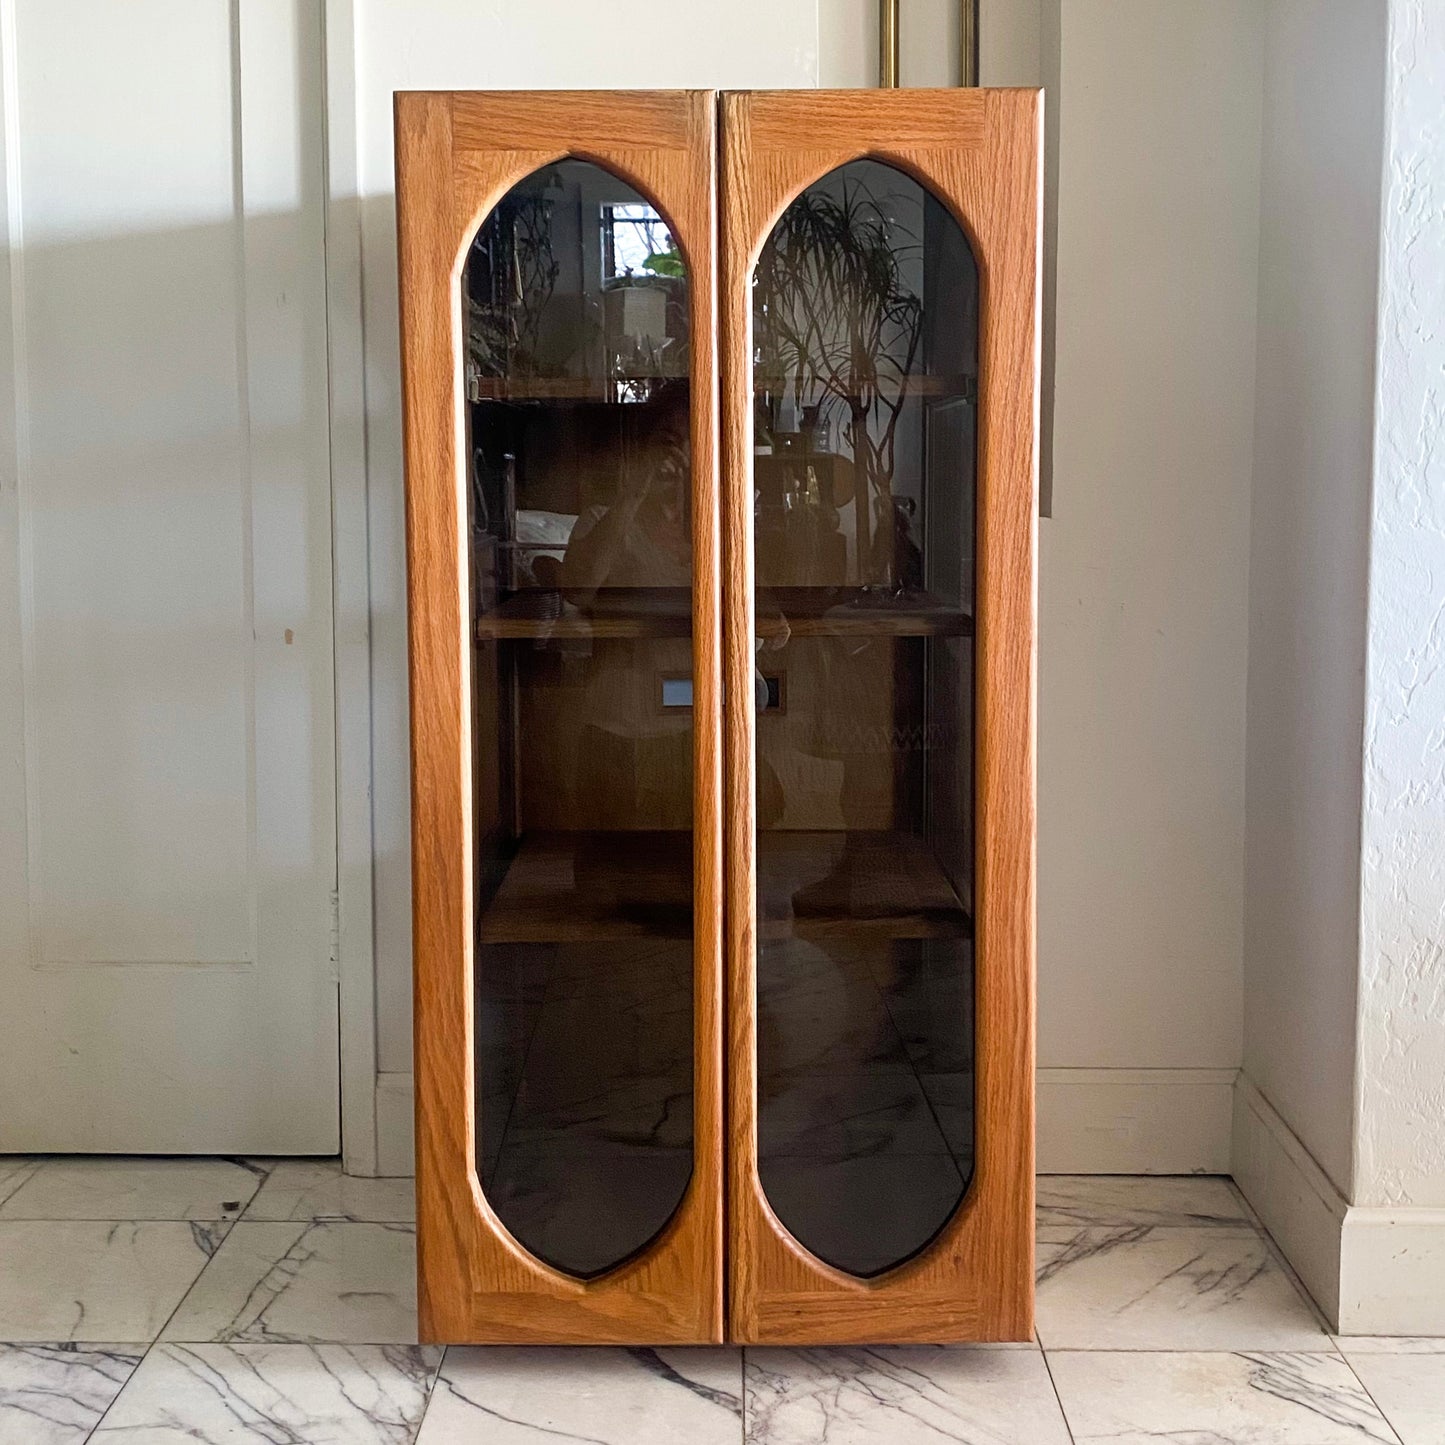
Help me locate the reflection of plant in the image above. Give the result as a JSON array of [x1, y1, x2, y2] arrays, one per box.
[[468, 185, 562, 377], [754, 177, 923, 580], [641, 245, 686, 278]]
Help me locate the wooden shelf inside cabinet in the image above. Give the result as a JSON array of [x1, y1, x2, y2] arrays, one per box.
[[762, 588, 974, 639], [467, 375, 976, 404], [467, 375, 686, 403], [477, 830, 970, 947], [474, 586, 973, 642], [473, 589, 693, 640]]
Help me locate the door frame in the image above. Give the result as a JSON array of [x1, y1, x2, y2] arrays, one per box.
[[320, 0, 384, 1179], [397, 88, 724, 1344], [720, 86, 1040, 1344]]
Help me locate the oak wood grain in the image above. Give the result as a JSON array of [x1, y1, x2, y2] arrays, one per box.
[[398, 88, 723, 1345], [720, 87, 1041, 1345]]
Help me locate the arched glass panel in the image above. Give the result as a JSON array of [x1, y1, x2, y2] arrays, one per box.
[[752, 160, 977, 1277], [464, 160, 693, 1279]]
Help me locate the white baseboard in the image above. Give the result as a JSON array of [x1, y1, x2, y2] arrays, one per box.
[[1231, 1073, 1348, 1325], [1233, 1074, 1445, 1334], [374, 1071, 415, 1178], [1037, 1068, 1235, 1174], [1339, 1208, 1445, 1335], [374, 1066, 1235, 1180]]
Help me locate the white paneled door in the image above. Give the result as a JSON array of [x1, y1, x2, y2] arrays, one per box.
[[0, 0, 338, 1151]]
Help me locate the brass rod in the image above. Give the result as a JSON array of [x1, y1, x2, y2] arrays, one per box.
[[879, 0, 900, 87], [961, 0, 979, 86]]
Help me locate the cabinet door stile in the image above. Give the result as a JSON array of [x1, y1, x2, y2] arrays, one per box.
[[400, 89, 723, 1345], [719, 87, 1039, 1345]]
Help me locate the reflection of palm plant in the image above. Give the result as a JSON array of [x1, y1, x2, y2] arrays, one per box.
[[754, 178, 924, 580], [468, 187, 562, 377]]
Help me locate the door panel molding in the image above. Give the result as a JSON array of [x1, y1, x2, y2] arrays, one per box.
[[0, 0, 338, 1152]]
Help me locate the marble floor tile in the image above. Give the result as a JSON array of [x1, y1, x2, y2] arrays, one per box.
[[1037, 1173, 1255, 1231], [161, 1221, 417, 1344], [0, 1344, 142, 1444], [1036, 1227, 1329, 1350], [242, 1161, 415, 1223], [0, 1221, 225, 1343], [745, 1345, 1072, 1444], [0, 1162, 40, 1212], [1338, 1338, 1445, 1353], [0, 1157, 267, 1222], [93, 1342, 440, 1443], [417, 1346, 741, 1443], [1339, 1349, 1445, 1444], [1048, 1350, 1401, 1444]]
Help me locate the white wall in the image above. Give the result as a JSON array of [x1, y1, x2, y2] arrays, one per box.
[[818, 0, 1042, 88], [823, 4, 1262, 1152], [1037, 0, 1261, 1154], [346, 1, 820, 1104], [1355, 0, 1445, 1212], [1241, 0, 1385, 1199]]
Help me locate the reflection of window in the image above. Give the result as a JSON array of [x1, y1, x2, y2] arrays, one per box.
[[602, 202, 673, 278]]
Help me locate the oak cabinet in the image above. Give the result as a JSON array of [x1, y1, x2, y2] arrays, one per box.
[[398, 87, 1038, 1346]]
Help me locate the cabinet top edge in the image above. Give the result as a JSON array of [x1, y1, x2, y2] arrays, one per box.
[[392, 87, 1042, 101]]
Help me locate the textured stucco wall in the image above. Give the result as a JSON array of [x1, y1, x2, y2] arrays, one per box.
[[1355, 0, 1445, 1208]]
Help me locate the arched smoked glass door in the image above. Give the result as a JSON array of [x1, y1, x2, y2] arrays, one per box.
[[402, 88, 722, 1346], [749, 158, 978, 1278], [464, 159, 696, 1279], [722, 88, 1038, 1345]]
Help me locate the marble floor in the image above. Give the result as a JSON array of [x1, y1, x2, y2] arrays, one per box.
[[0, 1158, 1442, 1443]]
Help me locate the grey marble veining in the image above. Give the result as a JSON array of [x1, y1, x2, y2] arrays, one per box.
[[1048, 1350, 1402, 1443], [161, 1220, 417, 1344], [0, 1343, 142, 1445], [1338, 1347, 1445, 1445], [1036, 1226, 1330, 1350], [93, 1342, 440, 1443], [417, 1345, 742, 1443], [0, 1221, 229, 1343], [0, 1160, 40, 1212], [744, 1345, 1072, 1444], [0, 1157, 268, 1222], [242, 1160, 415, 1223], [1036, 1173, 1254, 1231]]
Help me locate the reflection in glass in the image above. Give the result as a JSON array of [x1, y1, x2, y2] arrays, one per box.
[[465, 160, 694, 1279], [753, 161, 978, 1278]]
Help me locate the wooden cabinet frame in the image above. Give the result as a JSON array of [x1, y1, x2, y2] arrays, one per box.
[[398, 90, 723, 1344], [720, 88, 1039, 1343], [400, 86, 1037, 1346]]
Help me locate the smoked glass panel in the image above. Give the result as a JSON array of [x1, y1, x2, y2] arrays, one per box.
[[752, 161, 977, 1278], [464, 160, 693, 1279]]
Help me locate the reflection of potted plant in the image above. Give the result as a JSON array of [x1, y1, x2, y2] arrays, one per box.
[[754, 178, 923, 589], [603, 243, 688, 388]]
